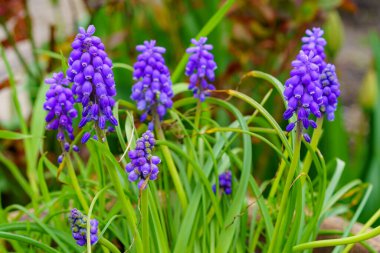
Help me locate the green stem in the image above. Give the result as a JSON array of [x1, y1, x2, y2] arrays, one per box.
[[283, 180, 303, 252], [188, 100, 202, 179], [65, 156, 89, 212], [98, 238, 121, 253], [154, 116, 188, 210], [83, 186, 119, 253], [87, 186, 111, 253], [193, 100, 202, 142], [249, 221, 263, 252], [293, 225, 380, 251], [142, 188, 149, 253], [94, 127, 143, 252], [267, 150, 288, 204], [300, 149, 327, 244], [268, 124, 302, 253], [342, 208, 380, 253], [301, 117, 324, 180], [0, 231, 59, 253], [105, 154, 143, 252]]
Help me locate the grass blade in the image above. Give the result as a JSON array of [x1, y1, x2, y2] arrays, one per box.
[[0, 231, 60, 253]]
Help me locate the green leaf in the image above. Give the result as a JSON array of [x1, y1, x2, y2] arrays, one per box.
[[0, 222, 81, 252], [323, 159, 345, 208], [0, 231, 60, 253], [5, 205, 71, 253], [148, 188, 170, 253], [0, 130, 31, 140], [241, 70, 285, 106], [362, 32, 380, 222], [86, 185, 113, 253], [227, 90, 292, 155], [208, 98, 252, 253], [35, 49, 64, 60], [323, 180, 362, 213], [112, 62, 134, 72], [173, 83, 190, 96], [156, 139, 223, 225], [89, 140, 143, 251], [332, 184, 373, 253]]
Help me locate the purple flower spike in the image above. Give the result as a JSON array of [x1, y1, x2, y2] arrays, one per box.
[[67, 25, 118, 141], [125, 130, 160, 189], [185, 37, 217, 101], [283, 50, 323, 142], [131, 40, 174, 128], [302, 27, 327, 71], [43, 72, 78, 160], [319, 64, 340, 121], [68, 208, 98, 246], [212, 171, 232, 195]]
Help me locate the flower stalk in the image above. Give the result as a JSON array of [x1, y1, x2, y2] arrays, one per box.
[[142, 188, 149, 253], [154, 115, 188, 210], [65, 156, 89, 212], [293, 225, 380, 251], [301, 117, 324, 182], [268, 123, 302, 253]]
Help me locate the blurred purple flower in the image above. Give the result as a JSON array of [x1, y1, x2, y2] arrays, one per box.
[[212, 171, 232, 195], [131, 40, 173, 130], [185, 37, 217, 101], [320, 64, 341, 121], [68, 208, 98, 246], [67, 25, 118, 143]]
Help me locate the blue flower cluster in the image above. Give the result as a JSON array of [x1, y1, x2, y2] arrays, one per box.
[[320, 64, 340, 121], [301, 27, 341, 121], [125, 130, 160, 189], [185, 37, 217, 101], [43, 72, 79, 163], [283, 51, 323, 141], [67, 25, 118, 143], [284, 28, 341, 141], [212, 171, 232, 195], [131, 40, 174, 130], [68, 208, 98, 246]]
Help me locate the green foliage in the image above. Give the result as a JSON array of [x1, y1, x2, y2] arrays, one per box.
[[0, 1, 379, 252]]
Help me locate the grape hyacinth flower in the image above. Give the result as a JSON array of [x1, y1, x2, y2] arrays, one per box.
[[125, 130, 160, 189], [283, 50, 323, 142], [67, 25, 118, 143], [301, 27, 327, 71], [185, 37, 217, 101], [320, 64, 341, 121], [43, 72, 79, 163], [68, 208, 98, 246], [212, 171, 232, 195], [131, 40, 173, 130]]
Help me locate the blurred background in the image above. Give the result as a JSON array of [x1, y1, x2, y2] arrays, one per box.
[[0, 0, 379, 224]]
